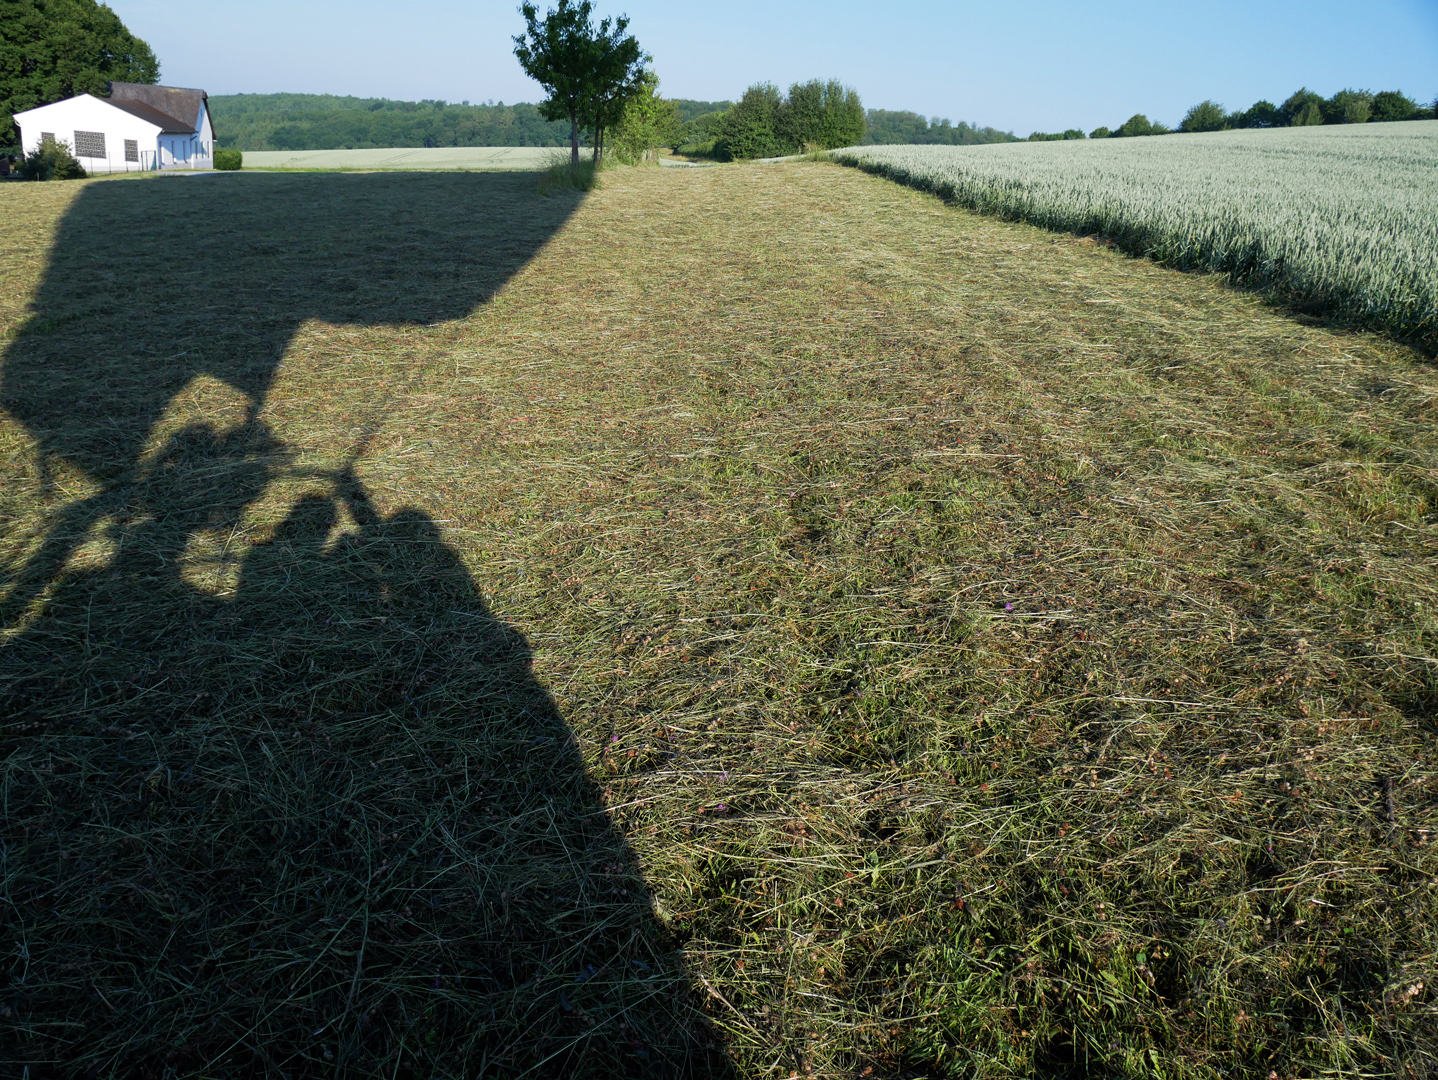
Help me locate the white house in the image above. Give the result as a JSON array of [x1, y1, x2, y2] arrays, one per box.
[[13, 83, 217, 173]]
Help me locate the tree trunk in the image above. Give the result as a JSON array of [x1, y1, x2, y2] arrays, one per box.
[[568, 112, 579, 167]]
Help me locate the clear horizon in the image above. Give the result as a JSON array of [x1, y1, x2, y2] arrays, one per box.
[[115, 0, 1438, 135]]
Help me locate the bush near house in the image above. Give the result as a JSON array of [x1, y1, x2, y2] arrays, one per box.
[[214, 148, 243, 170], [20, 136, 86, 180]]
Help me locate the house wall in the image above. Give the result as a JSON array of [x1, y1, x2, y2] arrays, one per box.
[[15, 96, 162, 173], [190, 99, 215, 169]]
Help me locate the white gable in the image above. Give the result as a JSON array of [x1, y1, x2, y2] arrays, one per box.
[[195, 97, 216, 143]]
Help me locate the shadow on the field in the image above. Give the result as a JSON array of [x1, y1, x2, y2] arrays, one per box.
[[0, 173, 732, 1077]]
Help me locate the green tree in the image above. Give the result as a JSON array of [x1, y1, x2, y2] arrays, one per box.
[[1281, 87, 1324, 125], [1180, 99, 1228, 133], [577, 12, 645, 163], [777, 79, 864, 151], [1370, 90, 1420, 122], [1324, 88, 1372, 124], [1235, 100, 1281, 128], [1089, 125, 1112, 139], [513, 0, 644, 167], [0, 0, 159, 145], [1113, 113, 1154, 137], [609, 70, 678, 164], [717, 83, 783, 160]]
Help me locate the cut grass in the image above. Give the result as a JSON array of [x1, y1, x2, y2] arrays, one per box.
[[1, 162, 1436, 1078]]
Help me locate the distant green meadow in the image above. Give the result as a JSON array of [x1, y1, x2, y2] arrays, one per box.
[[835, 121, 1438, 350]]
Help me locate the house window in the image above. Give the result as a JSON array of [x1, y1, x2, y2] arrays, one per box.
[[40, 132, 54, 143], [73, 130, 106, 158], [124, 139, 138, 162]]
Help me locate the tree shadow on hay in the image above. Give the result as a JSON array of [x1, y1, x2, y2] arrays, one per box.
[[0, 173, 734, 1077]]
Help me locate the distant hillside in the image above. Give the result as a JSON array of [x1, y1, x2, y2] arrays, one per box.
[[210, 93, 1015, 152], [209, 93, 731, 151]]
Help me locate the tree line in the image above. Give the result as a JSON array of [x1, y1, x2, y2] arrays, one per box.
[[1173, 87, 1435, 133], [207, 93, 728, 152], [209, 93, 1018, 156], [1029, 86, 1436, 141], [671, 87, 1019, 161], [864, 110, 1016, 146]]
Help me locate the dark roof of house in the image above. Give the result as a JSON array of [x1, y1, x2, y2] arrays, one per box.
[[106, 98, 195, 134], [106, 82, 207, 133]]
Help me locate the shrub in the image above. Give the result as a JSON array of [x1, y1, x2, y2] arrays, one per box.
[[21, 136, 86, 180], [214, 148, 243, 170], [1180, 100, 1229, 133], [1089, 126, 1112, 139], [717, 83, 785, 160]]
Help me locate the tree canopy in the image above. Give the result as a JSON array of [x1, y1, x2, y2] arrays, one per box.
[[608, 72, 679, 164], [512, 0, 646, 166], [204, 93, 730, 152], [1, 0, 159, 145], [1179, 100, 1228, 133], [1371, 90, 1422, 123], [714, 79, 867, 161]]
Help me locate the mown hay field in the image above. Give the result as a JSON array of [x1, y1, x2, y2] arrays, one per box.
[[1, 161, 1436, 1079], [834, 122, 1438, 353]]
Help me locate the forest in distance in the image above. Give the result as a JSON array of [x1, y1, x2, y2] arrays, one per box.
[[208, 92, 1019, 152]]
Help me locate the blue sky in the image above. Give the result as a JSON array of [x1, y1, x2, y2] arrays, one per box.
[[118, 0, 1438, 134]]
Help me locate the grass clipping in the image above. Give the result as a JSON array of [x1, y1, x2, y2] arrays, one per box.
[[0, 162, 1436, 1079]]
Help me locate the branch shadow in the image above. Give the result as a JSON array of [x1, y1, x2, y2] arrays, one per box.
[[0, 174, 734, 1077]]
